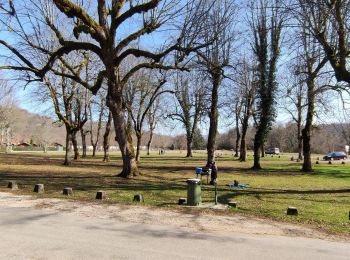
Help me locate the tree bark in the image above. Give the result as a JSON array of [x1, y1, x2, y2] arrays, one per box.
[[64, 129, 72, 165], [135, 132, 142, 162], [103, 112, 112, 162], [206, 73, 220, 168], [147, 130, 153, 156], [302, 77, 315, 172], [297, 93, 303, 160], [234, 124, 240, 157], [107, 94, 139, 178], [92, 144, 97, 157], [72, 131, 79, 160], [81, 129, 87, 158], [239, 116, 249, 162]]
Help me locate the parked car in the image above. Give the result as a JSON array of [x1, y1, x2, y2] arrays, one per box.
[[323, 151, 347, 160], [265, 147, 280, 155]]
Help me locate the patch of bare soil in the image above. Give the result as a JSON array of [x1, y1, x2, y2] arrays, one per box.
[[0, 192, 346, 242]]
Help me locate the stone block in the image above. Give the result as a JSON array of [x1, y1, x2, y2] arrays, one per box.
[[34, 184, 44, 193], [178, 198, 187, 205], [287, 207, 298, 216], [228, 201, 237, 208], [63, 187, 73, 196], [96, 191, 106, 200], [7, 181, 18, 190], [133, 194, 144, 203]]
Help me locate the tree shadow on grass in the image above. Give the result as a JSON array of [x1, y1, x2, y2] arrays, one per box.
[[218, 187, 350, 204]]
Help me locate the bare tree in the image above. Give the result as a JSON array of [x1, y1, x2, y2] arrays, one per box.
[[283, 64, 306, 160], [89, 92, 106, 157], [233, 57, 256, 162], [168, 71, 206, 157], [296, 1, 350, 85], [125, 70, 167, 162], [195, 0, 237, 175], [146, 97, 161, 155]]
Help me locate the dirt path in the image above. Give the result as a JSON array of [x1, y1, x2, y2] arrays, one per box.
[[0, 191, 344, 241]]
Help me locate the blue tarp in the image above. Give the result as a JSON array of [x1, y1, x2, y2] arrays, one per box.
[[226, 183, 250, 188]]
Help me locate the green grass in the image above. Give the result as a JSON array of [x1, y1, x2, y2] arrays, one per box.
[[0, 151, 349, 236]]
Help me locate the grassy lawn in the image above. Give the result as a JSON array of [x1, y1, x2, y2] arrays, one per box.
[[0, 150, 349, 236]]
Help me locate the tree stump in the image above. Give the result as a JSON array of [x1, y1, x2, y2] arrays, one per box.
[[7, 181, 18, 190], [290, 156, 294, 161], [34, 184, 44, 193], [328, 161, 332, 165], [96, 191, 106, 200], [63, 187, 73, 196], [133, 194, 144, 203], [316, 161, 319, 164], [342, 161, 345, 165], [287, 207, 298, 216], [228, 201, 237, 208], [178, 198, 187, 205]]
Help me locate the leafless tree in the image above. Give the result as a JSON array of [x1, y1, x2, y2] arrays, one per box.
[[125, 70, 167, 162], [195, 0, 237, 174], [167, 71, 206, 157], [233, 57, 256, 162]]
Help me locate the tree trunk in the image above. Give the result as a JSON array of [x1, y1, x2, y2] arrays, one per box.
[[81, 129, 87, 158], [261, 144, 265, 157], [72, 131, 79, 160], [103, 112, 112, 162], [64, 129, 72, 165], [186, 136, 193, 157], [206, 73, 220, 168], [297, 94, 303, 160], [302, 78, 315, 172], [186, 126, 193, 157], [108, 95, 139, 178], [239, 116, 249, 162], [234, 124, 240, 157], [147, 130, 153, 156], [92, 145, 97, 157], [135, 132, 142, 162], [253, 126, 264, 170]]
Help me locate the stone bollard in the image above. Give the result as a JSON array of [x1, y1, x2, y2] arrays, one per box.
[[328, 161, 332, 165], [63, 187, 73, 196], [228, 201, 237, 208], [316, 161, 319, 164], [287, 207, 298, 216], [178, 198, 187, 205], [34, 184, 44, 193], [133, 194, 144, 203], [7, 181, 18, 190], [96, 191, 106, 200]]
